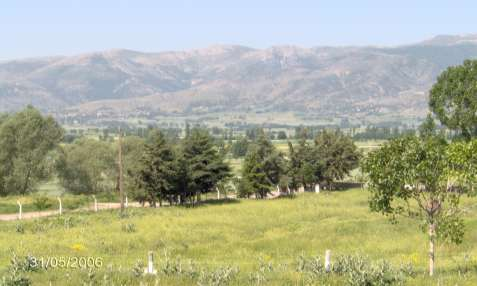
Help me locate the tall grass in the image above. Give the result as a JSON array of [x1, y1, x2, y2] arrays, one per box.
[[0, 189, 476, 285]]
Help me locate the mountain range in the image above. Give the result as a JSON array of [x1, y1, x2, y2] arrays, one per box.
[[2, 35, 477, 123]]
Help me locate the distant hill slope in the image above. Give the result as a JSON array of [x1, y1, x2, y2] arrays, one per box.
[[1, 35, 477, 121]]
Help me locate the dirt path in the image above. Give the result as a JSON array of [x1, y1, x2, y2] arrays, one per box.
[[0, 195, 280, 222], [0, 202, 143, 222]]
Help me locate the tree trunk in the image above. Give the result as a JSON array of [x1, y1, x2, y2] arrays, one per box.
[[429, 223, 436, 276]]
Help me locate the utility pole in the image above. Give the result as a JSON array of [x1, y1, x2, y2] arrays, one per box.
[[118, 127, 125, 214]]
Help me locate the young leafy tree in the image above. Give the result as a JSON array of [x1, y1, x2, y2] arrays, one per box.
[[314, 130, 360, 189], [182, 128, 231, 205], [362, 135, 477, 276], [0, 106, 63, 195], [429, 59, 477, 140], [137, 131, 179, 207]]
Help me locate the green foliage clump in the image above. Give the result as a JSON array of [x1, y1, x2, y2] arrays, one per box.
[[136, 131, 180, 206], [297, 254, 414, 286], [31, 196, 53, 211], [429, 59, 477, 140], [314, 130, 361, 189], [133, 128, 231, 206], [241, 131, 285, 198], [182, 128, 231, 204], [0, 106, 63, 196], [0, 253, 39, 286], [56, 138, 115, 194]]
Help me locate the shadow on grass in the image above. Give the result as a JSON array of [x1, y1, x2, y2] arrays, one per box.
[[322, 182, 364, 192], [182, 198, 241, 208]]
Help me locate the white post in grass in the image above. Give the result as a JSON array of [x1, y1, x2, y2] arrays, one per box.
[[125, 195, 129, 208], [144, 251, 157, 275], [287, 185, 291, 195], [315, 184, 320, 193], [325, 250, 331, 272], [93, 195, 98, 212], [276, 185, 280, 194], [17, 200, 22, 220], [57, 197, 62, 215], [217, 187, 220, 200]]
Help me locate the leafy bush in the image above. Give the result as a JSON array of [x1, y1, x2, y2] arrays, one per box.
[[32, 196, 53, 211], [198, 266, 238, 286], [297, 254, 415, 286], [14, 224, 24, 234], [131, 260, 145, 277], [0, 253, 38, 286]]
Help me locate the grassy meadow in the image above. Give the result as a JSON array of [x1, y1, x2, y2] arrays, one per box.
[[1, 189, 476, 285]]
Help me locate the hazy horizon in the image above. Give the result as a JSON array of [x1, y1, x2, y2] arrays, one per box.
[[2, 0, 477, 60]]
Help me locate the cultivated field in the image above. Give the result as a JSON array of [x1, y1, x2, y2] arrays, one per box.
[[1, 189, 476, 285]]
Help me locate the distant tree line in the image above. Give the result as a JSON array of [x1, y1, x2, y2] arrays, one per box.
[[57, 127, 231, 206], [0, 106, 362, 203]]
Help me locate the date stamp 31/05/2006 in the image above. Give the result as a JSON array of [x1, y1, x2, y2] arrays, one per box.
[[29, 256, 103, 270]]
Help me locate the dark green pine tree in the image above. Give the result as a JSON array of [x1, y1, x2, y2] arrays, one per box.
[[287, 131, 321, 192], [242, 149, 271, 199], [255, 130, 284, 186], [287, 141, 301, 192], [241, 130, 285, 199], [314, 130, 360, 189], [182, 128, 231, 205], [138, 131, 179, 207]]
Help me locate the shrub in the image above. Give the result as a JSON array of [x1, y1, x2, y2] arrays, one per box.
[[121, 223, 136, 233], [32, 196, 53, 211], [198, 266, 238, 286], [297, 254, 414, 286], [0, 253, 38, 286], [14, 224, 24, 234]]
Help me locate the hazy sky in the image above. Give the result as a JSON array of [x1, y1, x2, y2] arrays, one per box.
[[1, 0, 476, 60]]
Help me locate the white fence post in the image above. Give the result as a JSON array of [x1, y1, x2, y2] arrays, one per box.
[[57, 197, 62, 215], [125, 195, 129, 208], [93, 195, 98, 212], [325, 250, 331, 272], [17, 200, 22, 220], [217, 187, 220, 200], [315, 184, 320, 193], [144, 251, 157, 275]]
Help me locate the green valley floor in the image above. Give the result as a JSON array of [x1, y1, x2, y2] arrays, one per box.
[[1, 189, 476, 285]]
